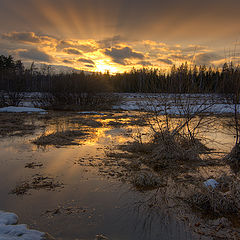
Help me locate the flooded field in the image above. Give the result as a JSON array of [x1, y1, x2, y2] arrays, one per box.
[[0, 111, 238, 239]]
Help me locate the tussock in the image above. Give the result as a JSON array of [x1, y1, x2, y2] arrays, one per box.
[[224, 144, 240, 173], [188, 176, 240, 216], [188, 189, 238, 215], [122, 131, 207, 171], [131, 171, 162, 190]]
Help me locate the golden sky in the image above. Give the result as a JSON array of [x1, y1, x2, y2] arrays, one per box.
[[0, 0, 239, 73]]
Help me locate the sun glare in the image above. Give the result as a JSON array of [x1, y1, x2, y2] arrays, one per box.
[[95, 61, 119, 74]]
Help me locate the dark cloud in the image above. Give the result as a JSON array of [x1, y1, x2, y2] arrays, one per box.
[[1, 32, 55, 45], [138, 61, 152, 66], [77, 58, 95, 64], [194, 52, 223, 65], [58, 40, 73, 49], [181, 45, 206, 53], [98, 35, 124, 48], [85, 64, 95, 68], [18, 48, 53, 62], [58, 40, 96, 53], [170, 54, 192, 61], [64, 48, 82, 55], [77, 45, 96, 53], [2, 32, 40, 43], [62, 59, 74, 64], [158, 59, 173, 65], [104, 47, 144, 65]]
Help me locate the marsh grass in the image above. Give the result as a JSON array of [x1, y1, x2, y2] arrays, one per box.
[[120, 130, 208, 172], [187, 174, 240, 217], [0, 113, 36, 137], [33, 130, 89, 147], [224, 144, 240, 173], [10, 174, 63, 195], [131, 171, 162, 190]]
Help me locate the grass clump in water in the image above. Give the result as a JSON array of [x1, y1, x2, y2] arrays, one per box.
[[131, 171, 162, 190], [121, 130, 208, 172], [33, 130, 89, 147], [10, 174, 63, 195], [187, 175, 240, 217]]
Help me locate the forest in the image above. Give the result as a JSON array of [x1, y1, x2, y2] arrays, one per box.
[[0, 55, 240, 94]]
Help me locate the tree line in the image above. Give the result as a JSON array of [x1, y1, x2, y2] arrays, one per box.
[[0, 55, 239, 94]]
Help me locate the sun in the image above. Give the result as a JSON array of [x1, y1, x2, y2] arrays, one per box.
[[95, 61, 119, 74]]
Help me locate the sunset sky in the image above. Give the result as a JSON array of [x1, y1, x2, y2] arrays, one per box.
[[0, 0, 239, 73]]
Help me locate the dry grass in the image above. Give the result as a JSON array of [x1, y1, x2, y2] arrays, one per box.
[[188, 188, 238, 216], [10, 174, 63, 195], [131, 171, 162, 190], [224, 144, 240, 173], [0, 113, 36, 137], [33, 130, 89, 147], [187, 175, 240, 217], [120, 131, 208, 172]]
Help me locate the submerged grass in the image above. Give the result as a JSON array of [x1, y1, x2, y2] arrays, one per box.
[[33, 130, 89, 147], [10, 174, 64, 195], [0, 113, 36, 137]]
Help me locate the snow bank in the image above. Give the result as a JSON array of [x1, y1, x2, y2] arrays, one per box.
[[0, 107, 46, 113], [0, 211, 45, 240], [113, 96, 239, 114]]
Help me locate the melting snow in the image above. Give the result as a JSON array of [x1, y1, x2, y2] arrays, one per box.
[[0, 211, 45, 240], [204, 179, 219, 189], [0, 107, 46, 113]]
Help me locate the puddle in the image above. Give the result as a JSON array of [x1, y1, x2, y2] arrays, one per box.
[[0, 111, 236, 239]]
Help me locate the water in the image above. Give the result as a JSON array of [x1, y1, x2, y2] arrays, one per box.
[[0, 111, 235, 239]]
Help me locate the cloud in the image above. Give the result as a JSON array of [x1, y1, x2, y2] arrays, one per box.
[[104, 47, 144, 65], [2, 32, 41, 43], [85, 64, 95, 68], [2, 32, 56, 46], [98, 35, 124, 48], [194, 52, 223, 65], [158, 59, 173, 65], [77, 44, 97, 53], [181, 45, 207, 53], [58, 40, 73, 49], [63, 48, 82, 55], [18, 48, 53, 62], [62, 59, 74, 64], [77, 58, 95, 65], [58, 40, 96, 53], [170, 54, 192, 61], [138, 61, 152, 66]]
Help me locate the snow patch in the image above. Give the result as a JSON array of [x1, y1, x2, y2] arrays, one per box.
[[0, 211, 45, 240], [0, 107, 46, 113], [204, 179, 219, 189], [0, 212, 18, 225], [78, 111, 105, 115]]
